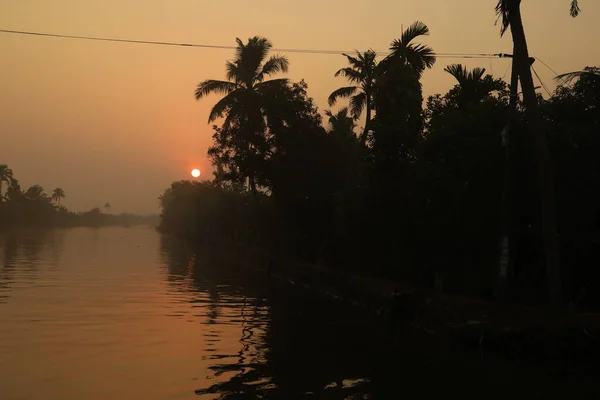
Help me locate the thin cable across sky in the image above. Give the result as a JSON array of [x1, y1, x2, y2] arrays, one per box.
[[0, 28, 505, 59]]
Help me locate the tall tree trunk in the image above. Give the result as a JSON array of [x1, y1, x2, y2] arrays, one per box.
[[508, 5, 562, 305], [497, 52, 519, 301], [360, 96, 372, 145]]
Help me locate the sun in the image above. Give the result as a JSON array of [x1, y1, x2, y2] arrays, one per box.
[[191, 168, 201, 178]]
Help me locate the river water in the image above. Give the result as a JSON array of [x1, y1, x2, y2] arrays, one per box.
[[0, 227, 596, 399]]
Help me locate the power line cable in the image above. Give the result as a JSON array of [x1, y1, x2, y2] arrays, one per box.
[[0, 28, 505, 59], [532, 65, 552, 97], [535, 57, 560, 77]]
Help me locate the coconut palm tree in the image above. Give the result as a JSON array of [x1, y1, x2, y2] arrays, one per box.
[[328, 50, 377, 145], [194, 36, 289, 196], [104, 203, 111, 214], [52, 188, 65, 207], [494, 0, 581, 305], [0, 164, 14, 203], [444, 64, 505, 107]]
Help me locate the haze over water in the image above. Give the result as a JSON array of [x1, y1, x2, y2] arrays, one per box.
[[2, 0, 599, 213]]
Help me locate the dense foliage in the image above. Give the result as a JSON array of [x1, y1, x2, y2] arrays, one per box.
[[158, 29, 599, 308], [0, 166, 157, 228]]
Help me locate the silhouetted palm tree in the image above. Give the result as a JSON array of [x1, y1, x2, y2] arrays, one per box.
[[555, 66, 599, 85], [325, 108, 356, 137], [194, 36, 289, 196], [104, 203, 111, 214], [0, 164, 14, 203], [379, 21, 436, 77], [328, 50, 377, 144], [444, 64, 505, 107], [373, 22, 436, 157], [52, 188, 65, 207], [494, 0, 581, 305]]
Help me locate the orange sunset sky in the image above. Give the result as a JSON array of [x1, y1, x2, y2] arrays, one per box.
[[1, 0, 598, 214]]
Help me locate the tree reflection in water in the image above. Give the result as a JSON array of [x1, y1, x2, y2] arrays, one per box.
[[159, 236, 598, 399], [0, 228, 64, 304]]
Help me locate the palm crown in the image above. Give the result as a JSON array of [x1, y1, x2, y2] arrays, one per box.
[[444, 64, 505, 106], [380, 21, 436, 77], [328, 50, 377, 144], [52, 188, 65, 206], [194, 36, 290, 129], [495, 0, 580, 35]]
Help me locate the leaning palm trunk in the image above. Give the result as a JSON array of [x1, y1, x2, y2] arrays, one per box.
[[507, 6, 562, 305]]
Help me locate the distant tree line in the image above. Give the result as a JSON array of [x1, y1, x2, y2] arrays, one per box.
[[158, 17, 599, 308], [0, 165, 157, 228]]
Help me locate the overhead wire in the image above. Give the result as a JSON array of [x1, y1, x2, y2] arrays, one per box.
[[0, 28, 507, 59]]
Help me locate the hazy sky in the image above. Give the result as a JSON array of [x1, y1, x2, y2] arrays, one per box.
[[1, 0, 598, 214]]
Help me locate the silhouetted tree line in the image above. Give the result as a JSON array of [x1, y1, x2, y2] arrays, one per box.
[[158, 23, 599, 308], [0, 165, 157, 228]]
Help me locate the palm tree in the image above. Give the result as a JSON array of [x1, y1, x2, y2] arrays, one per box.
[[495, 0, 581, 305], [0, 164, 14, 203], [379, 21, 436, 77], [194, 36, 289, 196], [324, 108, 356, 137], [104, 203, 111, 214], [52, 188, 65, 207], [444, 64, 505, 107], [372, 22, 436, 159], [328, 50, 377, 145], [555, 66, 599, 85]]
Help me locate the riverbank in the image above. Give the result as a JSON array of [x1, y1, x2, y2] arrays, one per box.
[[182, 235, 600, 369]]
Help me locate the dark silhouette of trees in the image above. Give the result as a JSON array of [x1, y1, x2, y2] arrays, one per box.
[[328, 50, 377, 144], [160, 28, 599, 309], [194, 36, 290, 197], [52, 188, 65, 207], [0, 165, 14, 202], [0, 165, 156, 228], [443, 64, 506, 108]]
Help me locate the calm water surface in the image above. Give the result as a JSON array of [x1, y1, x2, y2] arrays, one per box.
[[0, 227, 596, 399]]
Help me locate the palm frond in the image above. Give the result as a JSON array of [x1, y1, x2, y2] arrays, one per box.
[[328, 86, 358, 106], [334, 67, 363, 84], [255, 78, 289, 95], [470, 67, 487, 81], [349, 91, 367, 120], [495, 0, 519, 37], [195, 80, 238, 100], [208, 90, 241, 122], [444, 64, 468, 83], [555, 69, 600, 84], [225, 61, 243, 84], [256, 55, 289, 82], [388, 22, 436, 74], [570, 0, 580, 17], [400, 21, 430, 45], [342, 52, 363, 69]]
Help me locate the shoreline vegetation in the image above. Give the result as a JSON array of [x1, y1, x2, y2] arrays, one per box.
[[158, 28, 599, 310], [157, 20, 600, 360], [0, 165, 158, 228]]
